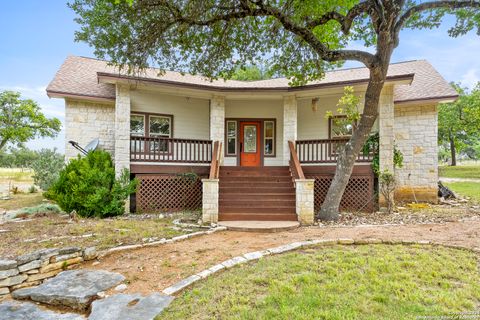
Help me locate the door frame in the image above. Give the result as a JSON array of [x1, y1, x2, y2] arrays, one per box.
[[224, 118, 277, 166]]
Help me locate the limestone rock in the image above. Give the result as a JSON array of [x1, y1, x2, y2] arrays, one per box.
[[18, 260, 41, 273], [83, 247, 97, 261], [12, 269, 125, 311], [0, 268, 19, 280], [88, 293, 173, 320], [0, 260, 17, 271], [0, 300, 84, 320], [17, 250, 42, 265], [0, 274, 27, 287]]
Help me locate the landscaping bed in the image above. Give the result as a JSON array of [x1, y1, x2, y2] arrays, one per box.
[[0, 211, 203, 258], [160, 244, 480, 319]]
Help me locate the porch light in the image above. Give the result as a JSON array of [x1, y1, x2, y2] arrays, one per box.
[[311, 97, 319, 112]]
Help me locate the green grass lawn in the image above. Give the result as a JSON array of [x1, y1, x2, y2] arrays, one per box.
[[439, 165, 480, 179], [159, 245, 480, 320], [446, 182, 480, 202]]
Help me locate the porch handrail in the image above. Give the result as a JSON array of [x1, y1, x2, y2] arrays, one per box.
[[209, 141, 222, 179], [288, 140, 305, 179], [295, 138, 376, 163], [130, 135, 212, 163]]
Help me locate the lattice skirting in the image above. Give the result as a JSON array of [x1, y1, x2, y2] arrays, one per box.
[[306, 175, 375, 213], [135, 174, 204, 213]]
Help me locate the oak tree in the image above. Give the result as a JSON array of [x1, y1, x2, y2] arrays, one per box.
[[70, 0, 480, 220]]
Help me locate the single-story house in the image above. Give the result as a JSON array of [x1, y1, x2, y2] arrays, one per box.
[[47, 56, 457, 224]]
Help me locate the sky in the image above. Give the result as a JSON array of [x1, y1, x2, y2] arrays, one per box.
[[1, 1, 479, 154]]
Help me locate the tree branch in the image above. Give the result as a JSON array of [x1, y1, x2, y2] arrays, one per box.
[[306, 1, 371, 34], [395, 0, 480, 33]]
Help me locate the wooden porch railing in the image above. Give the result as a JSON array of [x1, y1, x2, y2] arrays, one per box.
[[295, 138, 376, 163], [130, 136, 213, 163], [288, 140, 305, 179], [209, 141, 222, 179]]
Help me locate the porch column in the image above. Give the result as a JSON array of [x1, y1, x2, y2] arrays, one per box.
[[378, 87, 395, 208], [115, 84, 131, 213], [295, 179, 315, 225], [210, 95, 225, 164], [283, 95, 297, 165], [202, 179, 219, 224]]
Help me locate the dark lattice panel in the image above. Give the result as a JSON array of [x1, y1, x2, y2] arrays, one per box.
[[307, 175, 374, 212], [136, 175, 204, 213]]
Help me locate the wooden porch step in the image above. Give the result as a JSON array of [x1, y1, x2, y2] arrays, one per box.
[[220, 206, 295, 214], [219, 187, 295, 194], [219, 176, 293, 182], [219, 199, 296, 207], [219, 213, 298, 221], [219, 193, 295, 201], [220, 181, 294, 188]]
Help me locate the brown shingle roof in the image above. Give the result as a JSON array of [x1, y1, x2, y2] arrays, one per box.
[[47, 56, 457, 103]]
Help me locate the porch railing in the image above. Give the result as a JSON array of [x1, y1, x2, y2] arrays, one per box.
[[295, 138, 376, 164], [209, 141, 222, 179], [130, 136, 213, 163], [288, 140, 305, 179]]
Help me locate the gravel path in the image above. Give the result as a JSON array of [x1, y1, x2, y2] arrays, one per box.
[[81, 219, 480, 295]]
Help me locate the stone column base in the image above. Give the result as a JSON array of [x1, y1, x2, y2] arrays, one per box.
[[295, 179, 315, 225], [202, 179, 219, 224]]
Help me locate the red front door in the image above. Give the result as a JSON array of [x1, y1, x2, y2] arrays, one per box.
[[240, 121, 261, 166]]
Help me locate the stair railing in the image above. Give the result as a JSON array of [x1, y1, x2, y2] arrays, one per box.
[[209, 141, 222, 179], [288, 140, 305, 180]]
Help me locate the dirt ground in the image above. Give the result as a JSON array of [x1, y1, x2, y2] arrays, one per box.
[[82, 218, 480, 295]]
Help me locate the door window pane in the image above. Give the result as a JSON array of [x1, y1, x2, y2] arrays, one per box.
[[243, 125, 257, 153], [149, 116, 171, 136], [226, 121, 237, 155]]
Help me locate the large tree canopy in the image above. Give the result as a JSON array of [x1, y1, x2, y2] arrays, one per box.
[[0, 91, 61, 151], [438, 83, 480, 165], [70, 0, 480, 220]]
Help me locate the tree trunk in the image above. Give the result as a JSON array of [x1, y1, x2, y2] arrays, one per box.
[[449, 133, 457, 166], [319, 32, 395, 221]]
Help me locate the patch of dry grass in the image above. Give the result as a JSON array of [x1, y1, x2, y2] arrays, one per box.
[[0, 193, 45, 211], [0, 214, 199, 258]]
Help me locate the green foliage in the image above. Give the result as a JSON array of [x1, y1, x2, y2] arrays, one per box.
[[325, 86, 361, 134], [31, 148, 64, 191], [0, 91, 61, 151], [0, 147, 39, 168], [362, 132, 403, 175], [379, 170, 396, 214], [48, 150, 138, 218], [438, 83, 480, 161], [15, 203, 61, 217], [229, 65, 273, 81]]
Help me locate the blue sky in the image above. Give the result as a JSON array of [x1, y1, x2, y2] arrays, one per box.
[[1, 1, 479, 153]]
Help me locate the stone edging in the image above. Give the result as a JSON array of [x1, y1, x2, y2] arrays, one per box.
[[98, 226, 227, 258], [0, 247, 98, 299], [160, 238, 480, 298]]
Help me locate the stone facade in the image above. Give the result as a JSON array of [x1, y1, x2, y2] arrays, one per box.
[[379, 87, 395, 174], [114, 85, 131, 175], [295, 179, 315, 225], [283, 95, 297, 165], [210, 96, 225, 164], [394, 104, 438, 202], [202, 179, 219, 224], [64, 100, 115, 161]]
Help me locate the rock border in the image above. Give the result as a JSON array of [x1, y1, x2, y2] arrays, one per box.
[[158, 237, 480, 315]]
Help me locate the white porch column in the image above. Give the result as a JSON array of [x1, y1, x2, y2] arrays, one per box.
[[378, 87, 395, 207], [295, 179, 315, 225], [114, 84, 131, 175], [210, 95, 225, 164], [115, 84, 131, 213], [202, 179, 219, 224], [283, 95, 297, 165]]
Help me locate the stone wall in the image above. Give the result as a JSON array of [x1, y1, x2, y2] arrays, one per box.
[[295, 179, 314, 225], [394, 104, 438, 202], [114, 85, 131, 174], [202, 179, 219, 224], [0, 247, 97, 300], [210, 96, 225, 164], [283, 95, 297, 165], [64, 99, 115, 161]]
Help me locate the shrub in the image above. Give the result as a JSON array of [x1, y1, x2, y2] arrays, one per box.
[[47, 150, 138, 218], [28, 185, 37, 193], [379, 170, 396, 214], [31, 148, 64, 190]]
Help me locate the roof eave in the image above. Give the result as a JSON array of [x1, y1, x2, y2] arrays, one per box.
[[47, 89, 115, 103], [394, 94, 459, 105]]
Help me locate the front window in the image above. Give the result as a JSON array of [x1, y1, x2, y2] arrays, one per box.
[[130, 114, 145, 136], [226, 121, 237, 155], [329, 115, 354, 139], [264, 121, 275, 156]]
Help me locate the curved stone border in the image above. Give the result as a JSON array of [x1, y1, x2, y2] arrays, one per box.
[[160, 237, 480, 299], [99, 226, 227, 258]]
